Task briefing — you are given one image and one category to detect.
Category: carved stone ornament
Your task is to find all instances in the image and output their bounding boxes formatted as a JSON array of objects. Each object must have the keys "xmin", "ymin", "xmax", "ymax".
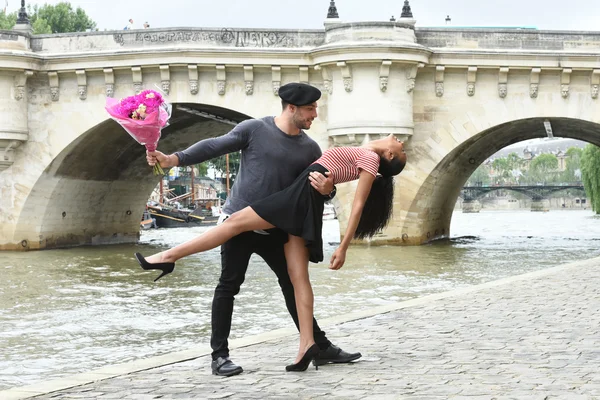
[
  {"xmin": 50, "ymin": 87, "xmax": 59, "ymax": 101},
  {"xmin": 15, "ymin": 86, "xmax": 25, "ymax": 101},
  {"xmin": 435, "ymin": 82, "xmax": 444, "ymax": 97},
  {"xmin": 189, "ymin": 80, "xmax": 199, "ymax": 95},
  {"xmin": 343, "ymin": 77, "xmax": 353, "ymax": 92},
  {"xmin": 467, "ymin": 83, "xmax": 475, "ymax": 97},
  {"xmin": 161, "ymin": 80, "xmax": 170, "ymax": 95},
  {"xmin": 498, "ymin": 83, "xmax": 507, "ymax": 98},
  {"xmin": 245, "ymin": 81, "xmax": 254, "ymax": 95},
  {"xmin": 591, "ymin": 84, "xmax": 599, "ymax": 99},
  {"xmin": 217, "ymin": 80, "xmax": 226, "ymax": 95},
  {"xmin": 406, "ymin": 78, "xmax": 415, "ymax": 93},
  {"xmin": 272, "ymin": 80, "xmax": 280, "ymax": 96},
  {"xmin": 105, "ymin": 83, "xmax": 114, "ymax": 98},
  {"xmin": 78, "ymin": 85, "xmax": 87, "ymax": 100},
  {"xmin": 323, "ymin": 79, "xmax": 333, "ymax": 94},
  {"xmin": 561, "ymin": 84, "xmax": 569, "ymax": 98},
  {"xmin": 530, "ymin": 83, "xmax": 538, "ymax": 98},
  {"xmin": 133, "ymin": 82, "xmax": 143, "ymax": 94},
  {"xmin": 379, "ymin": 76, "xmax": 389, "ymax": 92},
  {"xmin": 13, "ymin": 71, "xmax": 33, "ymax": 101}
]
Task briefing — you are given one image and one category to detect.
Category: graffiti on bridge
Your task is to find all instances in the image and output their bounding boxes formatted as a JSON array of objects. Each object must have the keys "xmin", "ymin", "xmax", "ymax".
[{"xmin": 113, "ymin": 29, "xmax": 298, "ymax": 48}]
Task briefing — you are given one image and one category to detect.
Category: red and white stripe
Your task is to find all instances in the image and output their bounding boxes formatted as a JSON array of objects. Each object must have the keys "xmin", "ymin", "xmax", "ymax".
[{"xmin": 314, "ymin": 147, "xmax": 380, "ymax": 184}]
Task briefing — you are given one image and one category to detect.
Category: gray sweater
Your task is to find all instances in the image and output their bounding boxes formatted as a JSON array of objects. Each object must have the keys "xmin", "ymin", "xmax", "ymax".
[{"xmin": 175, "ymin": 116, "xmax": 322, "ymax": 215}]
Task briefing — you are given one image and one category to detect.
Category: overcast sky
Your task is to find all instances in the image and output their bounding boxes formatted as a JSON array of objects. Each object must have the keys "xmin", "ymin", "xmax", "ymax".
[{"xmin": 7, "ymin": 0, "xmax": 600, "ymax": 32}]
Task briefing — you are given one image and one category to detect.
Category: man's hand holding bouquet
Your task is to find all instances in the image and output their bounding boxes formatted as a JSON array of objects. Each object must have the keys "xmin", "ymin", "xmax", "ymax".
[{"xmin": 105, "ymin": 90, "xmax": 171, "ymax": 175}]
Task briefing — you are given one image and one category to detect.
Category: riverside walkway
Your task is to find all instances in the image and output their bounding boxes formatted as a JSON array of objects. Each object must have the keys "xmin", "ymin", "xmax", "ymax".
[{"xmin": 3, "ymin": 256, "xmax": 599, "ymax": 399}]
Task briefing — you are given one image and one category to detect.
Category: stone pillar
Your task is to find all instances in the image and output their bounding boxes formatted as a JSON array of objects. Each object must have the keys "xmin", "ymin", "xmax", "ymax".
[
  {"xmin": 462, "ymin": 200, "xmax": 482, "ymax": 213},
  {"xmin": 312, "ymin": 21, "xmax": 430, "ymax": 244},
  {"xmin": 531, "ymin": 199, "xmax": 550, "ymax": 212},
  {"xmin": 324, "ymin": 61, "xmax": 418, "ymax": 146},
  {"xmin": 317, "ymin": 22, "xmax": 428, "ymax": 146}
]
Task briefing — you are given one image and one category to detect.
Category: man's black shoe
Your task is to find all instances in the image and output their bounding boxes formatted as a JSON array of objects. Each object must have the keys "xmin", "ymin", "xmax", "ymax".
[
  {"xmin": 211, "ymin": 356, "xmax": 243, "ymax": 377},
  {"xmin": 312, "ymin": 344, "xmax": 362, "ymax": 366}
]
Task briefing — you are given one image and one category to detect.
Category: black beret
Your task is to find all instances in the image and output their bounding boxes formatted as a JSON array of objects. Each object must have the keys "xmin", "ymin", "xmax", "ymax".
[{"xmin": 278, "ymin": 83, "xmax": 321, "ymax": 106}]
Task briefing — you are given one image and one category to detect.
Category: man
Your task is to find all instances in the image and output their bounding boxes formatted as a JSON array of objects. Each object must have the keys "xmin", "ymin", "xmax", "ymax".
[{"xmin": 147, "ymin": 83, "xmax": 361, "ymax": 376}]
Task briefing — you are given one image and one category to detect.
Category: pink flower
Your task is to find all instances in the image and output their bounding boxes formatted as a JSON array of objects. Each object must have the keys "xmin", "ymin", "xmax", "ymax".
[
  {"xmin": 105, "ymin": 90, "xmax": 171, "ymax": 151},
  {"xmin": 137, "ymin": 90, "xmax": 164, "ymax": 114},
  {"xmin": 105, "ymin": 89, "xmax": 171, "ymax": 175},
  {"xmin": 111, "ymin": 90, "xmax": 165, "ymax": 119}
]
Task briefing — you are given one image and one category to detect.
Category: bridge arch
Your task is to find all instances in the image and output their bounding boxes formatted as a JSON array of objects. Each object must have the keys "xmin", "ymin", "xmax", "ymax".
[
  {"xmin": 398, "ymin": 116, "xmax": 600, "ymax": 245},
  {"xmin": 12, "ymin": 103, "xmax": 254, "ymax": 249}
]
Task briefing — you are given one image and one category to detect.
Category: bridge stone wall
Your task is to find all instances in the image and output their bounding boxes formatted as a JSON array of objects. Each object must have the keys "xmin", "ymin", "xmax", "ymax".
[
  {"xmin": 416, "ymin": 28, "xmax": 600, "ymax": 51},
  {"xmin": 32, "ymin": 28, "xmax": 325, "ymax": 53},
  {"xmin": 2, "ymin": 21, "xmax": 600, "ymax": 250}
]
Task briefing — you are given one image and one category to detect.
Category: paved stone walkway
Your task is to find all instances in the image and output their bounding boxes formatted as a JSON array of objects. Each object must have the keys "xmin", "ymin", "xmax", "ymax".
[{"xmin": 3, "ymin": 257, "xmax": 600, "ymax": 400}]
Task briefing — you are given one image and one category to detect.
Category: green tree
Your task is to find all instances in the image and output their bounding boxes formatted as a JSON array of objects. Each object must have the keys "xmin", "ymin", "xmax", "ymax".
[
  {"xmin": 491, "ymin": 158, "xmax": 512, "ymax": 184},
  {"xmin": 530, "ymin": 153, "xmax": 559, "ymax": 174},
  {"xmin": 466, "ymin": 165, "xmax": 491, "ymax": 186},
  {"xmin": 0, "ymin": 11, "xmax": 17, "ymax": 30},
  {"xmin": 563, "ymin": 147, "xmax": 583, "ymax": 183},
  {"xmin": 505, "ymin": 152, "xmax": 525, "ymax": 183},
  {"xmin": 525, "ymin": 153, "xmax": 559, "ymax": 183},
  {"xmin": 1, "ymin": 2, "xmax": 96, "ymax": 33},
  {"xmin": 195, "ymin": 163, "xmax": 208, "ymax": 177},
  {"xmin": 580, "ymin": 144, "xmax": 600, "ymax": 213},
  {"xmin": 209, "ymin": 152, "xmax": 241, "ymax": 188},
  {"xmin": 29, "ymin": 2, "xmax": 96, "ymax": 33},
  {"xmin": 505, "ymin": 152, "xmax": 524, "ymax": 170},
  {"xmin": 31, "ymin": 16, "xmax": 51, "ymax": 34}
]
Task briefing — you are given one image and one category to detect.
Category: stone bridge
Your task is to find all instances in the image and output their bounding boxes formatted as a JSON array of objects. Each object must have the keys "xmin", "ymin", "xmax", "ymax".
[
  {"xmin": 460, "ymin": 184, "xmax": 586, "ymax": 212},
  {"xmin": 2, "ymin": 4, "xmax": 600, "ymax": 250}
]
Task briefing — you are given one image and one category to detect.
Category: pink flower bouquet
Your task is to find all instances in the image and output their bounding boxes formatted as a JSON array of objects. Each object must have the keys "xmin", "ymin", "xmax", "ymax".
[{"xmin": 105, "ymin": 90, "xmax": 171, "ymax": 175}]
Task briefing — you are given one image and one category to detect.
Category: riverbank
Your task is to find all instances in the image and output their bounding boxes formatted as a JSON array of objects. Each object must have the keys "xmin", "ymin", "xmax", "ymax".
[{"xmin": 3, "ymin": 255, "xmax": 599, "ymax": 399}]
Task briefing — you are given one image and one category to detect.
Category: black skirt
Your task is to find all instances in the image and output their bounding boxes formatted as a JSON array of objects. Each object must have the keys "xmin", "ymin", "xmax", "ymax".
[{"xmin": 251, "ymin": 164, "xmax": 327, "ymax": 263}]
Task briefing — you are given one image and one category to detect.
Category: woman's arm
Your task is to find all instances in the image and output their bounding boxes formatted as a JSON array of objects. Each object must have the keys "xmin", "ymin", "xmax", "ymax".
[{"xmin": 329, "ymin": 170, "xmax": 375, "ymax": 270}]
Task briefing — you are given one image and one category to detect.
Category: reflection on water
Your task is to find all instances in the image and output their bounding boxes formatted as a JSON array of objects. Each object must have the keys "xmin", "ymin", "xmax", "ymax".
[{"xmin": 1, "ymin": 210, "xmax": 599, "ymax": 389}]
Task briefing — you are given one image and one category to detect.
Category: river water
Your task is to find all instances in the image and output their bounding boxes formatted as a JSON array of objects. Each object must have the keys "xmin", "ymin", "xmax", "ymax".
[{"xmin": 1, "ymin": 209, "xmax": 599, "ymax": 389}]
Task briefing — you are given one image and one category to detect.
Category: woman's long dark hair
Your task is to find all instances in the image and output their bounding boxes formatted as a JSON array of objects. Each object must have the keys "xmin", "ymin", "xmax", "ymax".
[{"xmin": 354, "ymin": 156, "xmax": 405, "ymax": 240}]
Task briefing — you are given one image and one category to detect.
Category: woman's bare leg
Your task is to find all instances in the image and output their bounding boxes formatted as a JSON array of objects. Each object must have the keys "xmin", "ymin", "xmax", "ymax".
[
  {"xmin": 145, "ymin": 207, "xmax": 274, "ymax": 264},
  {"xmin": 284, "ymin": 234, "xmax": 316, "ymax": 363}
]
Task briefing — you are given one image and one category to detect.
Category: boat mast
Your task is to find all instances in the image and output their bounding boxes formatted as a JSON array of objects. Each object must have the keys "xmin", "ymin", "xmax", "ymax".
[
  {"xmin": 226, "ymin": 153, "xmax": 230, "ymax": 196},
  {"xmin": 191, "ymin": 164, "xmax": 195, "ymax": 206},
  {"xmin": 159, "ymin": 177, "xmax": 164, "ymax": 203}
]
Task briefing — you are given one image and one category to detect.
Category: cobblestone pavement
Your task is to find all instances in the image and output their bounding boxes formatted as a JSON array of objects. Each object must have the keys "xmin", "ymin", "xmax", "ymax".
[{"xmin": 7, "ymin": 257, "xmax": 600, "ymax": 399}]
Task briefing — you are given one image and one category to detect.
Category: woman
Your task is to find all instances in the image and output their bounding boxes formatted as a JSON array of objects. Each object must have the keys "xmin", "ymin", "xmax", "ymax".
[{"xmin": 135, "ymin": 134, "xmax": 407, "ymax": 371}]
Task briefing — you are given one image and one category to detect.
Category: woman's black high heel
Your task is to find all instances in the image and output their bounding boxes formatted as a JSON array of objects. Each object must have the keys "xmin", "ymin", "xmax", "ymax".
[
  {"xmin": 134, "ymin": 252, "xmax": 175, "ymax": 282},
  {"xmin": 285, "ymin": 344, "xmax": 320, "ymax": 372}
]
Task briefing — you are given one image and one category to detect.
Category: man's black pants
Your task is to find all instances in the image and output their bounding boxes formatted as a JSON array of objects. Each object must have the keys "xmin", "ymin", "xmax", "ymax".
[{"xmin": 210, "ymin": 230, "xmax": 332, "ymax": 360}]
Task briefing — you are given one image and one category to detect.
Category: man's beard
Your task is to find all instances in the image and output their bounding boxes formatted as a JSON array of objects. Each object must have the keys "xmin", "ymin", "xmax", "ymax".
[{"xmin": 293, "ymin": 114, "xmax": 312, "ymax": 130}]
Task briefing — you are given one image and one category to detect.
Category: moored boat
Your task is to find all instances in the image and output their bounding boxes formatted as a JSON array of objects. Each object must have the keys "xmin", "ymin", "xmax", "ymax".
[{"xmin": 147, "ymin": 205, "xmax": 204, "ymax": 228}]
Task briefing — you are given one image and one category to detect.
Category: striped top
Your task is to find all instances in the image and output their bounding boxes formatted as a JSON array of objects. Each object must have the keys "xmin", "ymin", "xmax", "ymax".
[{"xmin": 313, "ymin": 147, "xmax": 380, "ymax": 184}]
